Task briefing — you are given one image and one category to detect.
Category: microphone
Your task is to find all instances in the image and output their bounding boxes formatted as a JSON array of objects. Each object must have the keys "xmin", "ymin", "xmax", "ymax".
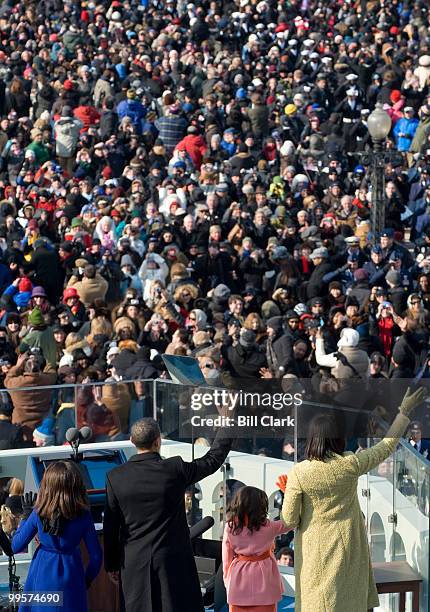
[
  {"xmin": 79, "ymin": 426, "xmax": 92, "ymax": 442},
  {"xmin": 65, "ymin": 428, "xmax": 80, "ymax": 443},
  {"xmin": 189, "ymin": 516, "xmax": 215, "ymax": 541},
  {"xmin": 0, "ymin": 527, "xmax": 13, "ymax": 558}
]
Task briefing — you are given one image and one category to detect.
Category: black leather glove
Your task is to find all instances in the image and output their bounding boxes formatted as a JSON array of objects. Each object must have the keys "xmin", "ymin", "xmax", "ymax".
[{"xmin": 21, "ymin": 492, "xmax": 37, "ymax": 520}]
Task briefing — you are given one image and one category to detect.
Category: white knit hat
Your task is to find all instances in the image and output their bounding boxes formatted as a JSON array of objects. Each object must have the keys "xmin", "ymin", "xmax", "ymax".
[{"xmin": 337, "ymin": 328, "xmax": 359, "ymax": 348}]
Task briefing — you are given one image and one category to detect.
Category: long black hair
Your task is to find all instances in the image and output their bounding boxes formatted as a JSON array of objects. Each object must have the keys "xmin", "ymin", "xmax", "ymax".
[{"xmin": 305, "ymin": 414, "xmax": 346, "ymax": 461}]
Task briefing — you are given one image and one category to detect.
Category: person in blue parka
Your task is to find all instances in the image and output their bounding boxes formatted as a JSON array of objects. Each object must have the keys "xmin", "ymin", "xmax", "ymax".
[
  {"xmin": 393, "ymin": 106, "xmax": 419, "ymax": 152},
  {"xmin": 116, "ymin": 88, "xmax": 147, "ymax": 134}
]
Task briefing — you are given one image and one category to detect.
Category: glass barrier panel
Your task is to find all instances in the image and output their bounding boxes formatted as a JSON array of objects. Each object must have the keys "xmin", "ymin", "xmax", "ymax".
[
  {"xmin": 0, "ymin": 376, "xmax": 427, "ymax": 609},
  {"xmin": 394, "ymin": 442, "xmax": 430, "ymax": 612},
  {"xmin": 0, "ymin": 379, "xmax": 155, "ymax": 452},
  {"xmin": 367, "ymin": 436, "xmax": 396, "ymax": 565}
]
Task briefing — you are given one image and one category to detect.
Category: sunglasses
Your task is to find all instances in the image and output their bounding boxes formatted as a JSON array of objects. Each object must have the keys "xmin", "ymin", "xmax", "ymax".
[{"xmin": 411, "ymin": 300, "xmax": 421, "ymax": 305}]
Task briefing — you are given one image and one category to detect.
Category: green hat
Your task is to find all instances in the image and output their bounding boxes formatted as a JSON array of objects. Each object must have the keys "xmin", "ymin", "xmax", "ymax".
[
  {"xmin": 71, "ymin": 217, "xmax": 83, "ymax": 228},
  {"xmin": 28, "ymin": 308, "xmax": 44, "ymax": 327},
  {"xmin": 131, "ymin": 209, "xmax": 142, "ymax": 219}
]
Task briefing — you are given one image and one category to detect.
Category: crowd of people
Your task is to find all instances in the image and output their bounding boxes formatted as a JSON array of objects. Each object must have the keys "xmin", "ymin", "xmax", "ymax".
[{"xmin": 0, "ymin": 0, "xmax": 429, "ymax": 454}]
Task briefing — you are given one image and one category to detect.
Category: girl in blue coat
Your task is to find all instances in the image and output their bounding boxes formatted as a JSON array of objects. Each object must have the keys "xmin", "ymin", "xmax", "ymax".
[{"xmin": 12, "ymin": 460, "xmax": 102, "ymax": 612}]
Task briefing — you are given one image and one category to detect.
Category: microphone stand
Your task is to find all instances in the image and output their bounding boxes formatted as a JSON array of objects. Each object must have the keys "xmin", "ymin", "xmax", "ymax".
[
  {"xmin": 0, "ymin": 528, "xmax": 20, "ymax": 611},
  {"xmin": 69, "ymin": 439, "xmax": 79, "ymax": 462},
  {"xmin": 7, "ymin": 553, "xmax": 20, "ymax": 612},
  {"xmin": 68, "ymin": 428, "xmax": 92, "ymax": 463}
]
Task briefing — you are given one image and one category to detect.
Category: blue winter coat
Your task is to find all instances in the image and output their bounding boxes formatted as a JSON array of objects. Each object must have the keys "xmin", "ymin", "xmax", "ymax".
[
  {"xmin": 3, "ymin": 284, "xmax": 31, "ymax": 309},
  {"xmin": 393, "ymin": 117, "xmax": 419, "ymax": 152},
  {"xmin": 12, "ymin": 510, "xmax": 102, "ymax": 612},
  {"xmin": 116, "ymin": 99, "xmax": 147, "ymax": 133}
]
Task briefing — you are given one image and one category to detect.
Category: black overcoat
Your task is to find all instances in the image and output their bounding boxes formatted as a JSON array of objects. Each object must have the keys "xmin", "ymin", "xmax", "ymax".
[{"xmin": 103, "ymin": 430, "xmax": 232, "ymax": 612}]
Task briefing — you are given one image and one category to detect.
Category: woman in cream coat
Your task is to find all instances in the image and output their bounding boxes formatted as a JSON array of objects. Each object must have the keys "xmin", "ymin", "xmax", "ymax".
[{"xmin": 281, "ymin": 387, "xmax": 426, "ymax": 612}]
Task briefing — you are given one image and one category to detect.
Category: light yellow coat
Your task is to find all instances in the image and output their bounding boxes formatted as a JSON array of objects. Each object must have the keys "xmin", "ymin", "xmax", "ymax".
[{"xmin": 282, "ymin": 413, "xmax": 410, "ymax": 612}]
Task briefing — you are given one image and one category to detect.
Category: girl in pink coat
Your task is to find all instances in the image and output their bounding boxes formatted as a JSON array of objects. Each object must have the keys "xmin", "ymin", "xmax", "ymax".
[{"xmin": 222, "ymin": 485, "xmax": 291, "ymax": 612}]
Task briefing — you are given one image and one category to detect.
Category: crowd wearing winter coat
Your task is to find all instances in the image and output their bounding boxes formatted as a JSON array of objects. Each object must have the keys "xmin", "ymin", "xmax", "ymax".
[{"xmin": 0, "ymin": 0, "xmax": 428, "ymax": 456}]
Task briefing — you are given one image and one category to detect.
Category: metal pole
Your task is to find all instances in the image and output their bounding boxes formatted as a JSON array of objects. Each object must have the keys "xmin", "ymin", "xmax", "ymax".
[{"xmin": 371, "ymin": 138, "xmax": 385, "ymax": 238}]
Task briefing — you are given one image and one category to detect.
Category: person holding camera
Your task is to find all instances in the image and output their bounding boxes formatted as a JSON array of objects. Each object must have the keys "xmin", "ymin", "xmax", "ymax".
[
  {"xmin": 4, "ymin": 350, "xmax": 56, "ymax": 441},
  {"xmin": 369, "ymin": 300, "xmax": 402, "ymax": 360},
  {"xmin": 138, "ymin": 314, "xmax": 170, "ymax": 353},
  {"xmin": 67, "ymin": 263, "xmax": 108, "ymax": 308}
]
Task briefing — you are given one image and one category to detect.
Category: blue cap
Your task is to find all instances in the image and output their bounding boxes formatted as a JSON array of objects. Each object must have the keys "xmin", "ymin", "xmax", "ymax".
[
  {"xmin": 389, "ymin": 250, "xmax": 402, "ymax": 261},
  {"xmin": 354, "ymin": 165, "xmax": 365, "ymax": 173},
  {"xmin": 173, "ymin": 161, "xmax": 186, "ymax": 169},
  {"xmin": 236, "ymin": 88, "xmax": 247, "ymax": 100},
  {"xmin": 371, "ymin": 244, "xmax": 383, "ymax": 254},
  {"xmin": 33, "ymin": 417, "xmax": 55, "ymax": 442},
  {"xmin": 380, "ymin": 228, "xmax": 394, "ymax": 238}
]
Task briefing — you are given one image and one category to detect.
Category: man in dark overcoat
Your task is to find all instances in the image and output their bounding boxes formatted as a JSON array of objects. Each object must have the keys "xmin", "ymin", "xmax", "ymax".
[{"xmin": 104, "ymin": 417, "xmax": 233, "ymax": 612}]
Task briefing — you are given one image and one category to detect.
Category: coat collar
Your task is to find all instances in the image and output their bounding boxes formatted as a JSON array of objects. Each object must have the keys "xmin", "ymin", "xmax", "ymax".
[{"xmin": 129, "ymin": 452, "xmax": 162, "ymax": 462}]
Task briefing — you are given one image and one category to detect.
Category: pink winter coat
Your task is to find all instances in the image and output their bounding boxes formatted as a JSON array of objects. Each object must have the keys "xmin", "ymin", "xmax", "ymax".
[
  {"xmin": 222, "ymin": 519, "xmax": 290, "ymax": 606},
  {"xmin": 386, "ymin": 100, "xmax": 405, "ymax": 125}
]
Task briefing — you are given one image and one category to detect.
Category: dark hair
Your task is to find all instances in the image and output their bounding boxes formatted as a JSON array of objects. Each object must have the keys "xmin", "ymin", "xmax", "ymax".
[
  {"xmin": 176, "ymin": 328, "xmax": 190, "ymax": 344},
  {"xmin": 131, "ymin": 417, "xmax": 161, "ymax": 449},
  {"xmin": 305, "ymin": 414, "xmax": 345, "ymax": 461},
  {"xmin": 35, "ymin": 460, "xmax": 89, "ymax": 521},
  {"xmin": 227, "ymin": 486, "xmax": 268, "ymax": 535},
  {"xmin": 84, "ymin": 264, "xmax": 96, "ymax": 279},
  {"xmin": 276, "ymin": 546, "xmax": 294, "ymax": 561}
]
